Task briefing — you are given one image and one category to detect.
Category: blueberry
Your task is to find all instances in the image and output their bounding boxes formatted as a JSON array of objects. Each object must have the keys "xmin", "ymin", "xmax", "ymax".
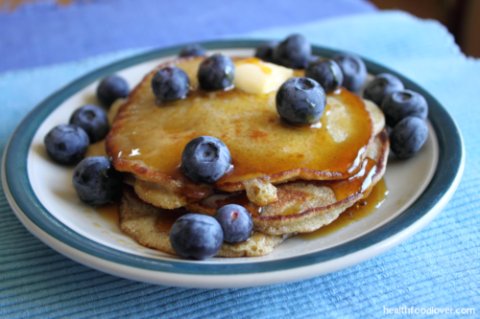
[
  {"xmin": 308, "ymin": 55, "xmax": 320, "ymax": 64},
  {"xmin": 170, "ymin": 213, "xmax": 223, "ymax": 260},
  {"xmin": 364, "ymin": 73, "xmax": 404, "ymax": 106},
  {"xmin": 178, "ymin": 44, "xmax": 206, "ymax": 58},
  {"xmin": 181, "ymin": 136, "xmax": 232, "ymax": 184},
  {"xmin": 69, "ymin": 105, "xmax": 109, "ymax": 143},
  {"xmin": 333, "ymin": 53, "xmax": 367, "ymax": 92},
  {"xmin": 96, "ymin": 75, "xmax": 130, "ymax": 108},
  {"xmin": 305, "ymin": 59, "xmax": 344, "ymax": 93},
  {"xmin": 276, "ymin": 77, "xmax": 326, "ymax": 125},
  {"xmin": 151, "ymin": 66, "xmax": 190, "ymax": 103},
  {"xmin": 390, "ymin": 117, "xmax": 428, "ymax": 159},
  {"xmin": 381, "ymin": 89, "xmax": 428, "ymax": 126},
  {"xmin": 72, "ymin": 156, "xmax": 122, "ymax": 206},
  {"xmin": 254, "ymin": 41, "xmax": 276, "ymax": 63},
  {"xmin": 198, "ymin": 54, "xmax": 235, "ymax": 91},
  {"xmin": 215, "ymin": 204, "xmax": 253, "ymax": 244},
  {"xmin": 44, "ymin": 124, "xmax": 89, "ymax": 165},
  {"xmin": 273, "ymin": 34, "xmax": 311, "ymax": 69}
]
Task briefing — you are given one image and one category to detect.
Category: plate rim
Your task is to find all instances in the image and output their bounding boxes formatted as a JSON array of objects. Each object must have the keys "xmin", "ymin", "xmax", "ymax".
[{"xmin": 1, "ymin": 39, "xmax": 465, "ymax": 285}]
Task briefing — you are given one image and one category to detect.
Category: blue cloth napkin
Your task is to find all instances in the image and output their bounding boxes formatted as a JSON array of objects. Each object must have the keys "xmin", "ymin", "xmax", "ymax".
[
  {"xmin": 1, "ymin": 11, "xmax": 479, "ymax": 318},
  {"xmin": 0, "ymin": 0, "xmax": 374, "ymax": 72}
]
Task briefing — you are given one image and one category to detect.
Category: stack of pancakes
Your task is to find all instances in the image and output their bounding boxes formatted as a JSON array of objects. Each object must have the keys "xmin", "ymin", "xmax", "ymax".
[{"xmin": 106, "ymin": 57, "xmax": 389, "ymax": 257}]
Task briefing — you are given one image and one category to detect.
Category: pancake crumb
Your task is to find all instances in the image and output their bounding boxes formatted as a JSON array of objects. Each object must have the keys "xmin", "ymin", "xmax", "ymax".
[{"xmin": 243, "ymin": 178, "xmax": 278, "ymax": 206}]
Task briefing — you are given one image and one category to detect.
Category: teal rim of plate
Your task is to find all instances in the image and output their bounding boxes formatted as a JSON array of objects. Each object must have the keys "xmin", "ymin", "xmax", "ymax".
[{"xmin": 4, "ymin": 39, "xmax": 464, "ymax": 275}]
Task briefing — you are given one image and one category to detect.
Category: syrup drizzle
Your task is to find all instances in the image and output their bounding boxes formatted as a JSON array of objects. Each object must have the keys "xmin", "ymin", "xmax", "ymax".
[
  {"xmin": 299, "ymin": 178, "xmax": 388, "ymax": 239},
  {"xmin": 95, "ymin": 178, "xmax": 387, "ymax": 238},
  {"xmin": 109, "ymin": 58, "xmax": 373, "ymax": 187}
]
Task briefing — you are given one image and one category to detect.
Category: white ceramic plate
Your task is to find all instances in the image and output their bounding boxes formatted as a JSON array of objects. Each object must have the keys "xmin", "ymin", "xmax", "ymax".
[{"xmin": 2, "ymin": 40, "xmax": 464, "ymax": 288}]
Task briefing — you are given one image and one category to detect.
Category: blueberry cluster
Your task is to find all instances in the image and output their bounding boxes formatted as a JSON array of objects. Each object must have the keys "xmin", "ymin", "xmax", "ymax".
[
  {"xmin": 253, "ymin": 35, "xmax": 370, "ymax": 126},
  {"xmin": 363, "ymin": 73, "xmax": 429, "ymax": 159},
  {"xmin": 44, "ymin": 74, "xmax": 129, "ymax": 205},
  {"xmin": 255, "ymin": 34, "xmax": 311, "ymax": 69},
  {"xmin": 44, "ymin": 106, "xmax": 109, "ymax": 166},
  {"xmin": 171, "ymin": 135, "xmax": 254, "ymax": 259},
  {"xmin": 254, "ymin": 35, "xmax": 367, "ymax": 94},
  {"xmin": 151, "ymin": 44, "xmax": 235, "ymax": 104},
  {"xmin": 170, "ymin": 204, "xmax": 253, "ymax": 260},
  {"xmin": 254, "ymin": 34, "xmax": 429, "ymax": 159},
  {"xmin": 255, "ymin": 34, "xmax": 367, "ymax": 92}
]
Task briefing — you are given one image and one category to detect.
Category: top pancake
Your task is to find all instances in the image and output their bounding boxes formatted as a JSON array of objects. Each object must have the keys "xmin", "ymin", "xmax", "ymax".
[{"xmin": 107, "ymin": 57, "xmax": 373, "ymax": 194}]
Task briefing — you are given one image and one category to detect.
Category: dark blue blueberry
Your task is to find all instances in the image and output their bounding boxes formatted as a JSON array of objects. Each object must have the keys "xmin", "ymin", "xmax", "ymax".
[
  {"xmin": 96, "ymin": 75, "xmax": 130, "ymax": 108},
  {"xmin": 198, "ymin": 54, "xmax": 235, "ymax": 91},
  {"xmin": 333, "ymin": 53, "xmax": 367, "ymax": 92},
  {"xmin": 305, "ymin": 59, "xmax": 344, "ymax": 93},
  {"xmin": 390, "ymin": 117, "xmax": 428, "ymax": 159},
  {"xmin": 381, "ymin": 89, "xmax": 428, "ymax": 126},
  {"xmin": 364, "ymin": 73, "xmax": 404, "ymax": 106},
  {"xmin": 308, "ymin": 55, "xmax": 320, "ymax": 64},
  {"xmin": 254, "ymin": 41, "xmax": 276, "ymax": 63},
  {"xmin": 181, "ymin": 136, "xmax": 232, "ymax": 184},
  {"xmin": 151, "ymin": 66, "xmax": 190, "ymax": 103},
  {"xmin": 44, "ymin": 124, "xmax": 89, "ymax": 165},
  {"xmin": 72, "ymin": 156, "xmax": 123, "ymax": 206},
  {"xmin": 178, "ymin": 44, "xmax": 207, "ymax": 58},
  {"xmin": 273, "ymin": 34, "xmax": 311, "ymax": 69},
  {"xmin": 170, "ymin": 213, "xmax": 223, "ymax": 260},
  {"xmin": 276, "ymin": 77, "xmax": 326, "ymax": 125},
  {"xmin": 69, "ymin": 105, "xmax": 109, "ymax": 143},
  {"xmin": 386, "ymin": 125, "xmax": 393, "ymax": 137},
  {"xmin": 215, "ymin": 204, "xmax": 253, "ymax": 244}
]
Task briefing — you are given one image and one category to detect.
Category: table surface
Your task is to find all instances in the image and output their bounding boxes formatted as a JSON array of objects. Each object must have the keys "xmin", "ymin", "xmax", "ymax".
[{"xmin": 1, "ymin": 1, "xmax": 479, "ymax": 318}]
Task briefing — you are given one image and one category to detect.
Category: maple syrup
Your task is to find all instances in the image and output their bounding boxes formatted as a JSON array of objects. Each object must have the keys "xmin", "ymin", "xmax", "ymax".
[
  {"xmin": 155, "ymin": 210, "xmax": 186, "ymax": 232},
  {"xmin": 96, "ymin": 203, "xmax": 120, "ymax": 225},
  {"xmin": 299, "ymin": 178, "xmax": 388, "ymax": 239},
  {"xmin": 107, "ymin": 58, "xmax": 374, "ymax": 189},
  {"xmin": 86, "ymin": 140, "xmax": 107, "ymax": 157},
  {"xmin": 97, "ymin": 179, "xmax": 387, "ymax": 238}
]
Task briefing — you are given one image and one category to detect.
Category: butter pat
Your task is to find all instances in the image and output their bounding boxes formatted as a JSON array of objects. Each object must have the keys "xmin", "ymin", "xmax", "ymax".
[
  {"xmin": 234, "ymin": 58, "xmax": 293, "ymax": 94},
  {"xmin": 325, "ymin": 97, "xmax": 352, "ymax": 143}
]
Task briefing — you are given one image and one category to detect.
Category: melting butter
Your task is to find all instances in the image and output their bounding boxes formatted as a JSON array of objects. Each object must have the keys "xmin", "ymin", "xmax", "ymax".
[{"xmin": 234, "ymin": 58, "xmax": 293, "ymax": 94}]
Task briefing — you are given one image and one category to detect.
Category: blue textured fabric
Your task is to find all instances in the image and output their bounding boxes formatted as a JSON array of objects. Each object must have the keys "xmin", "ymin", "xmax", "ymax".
[
  {"xmin": 0, "ymin": 0, "xmax": 374, "ymax": 72},
  {"xmin": 1, "ymin": 10, "xmax": 479, "ymax": 318}
]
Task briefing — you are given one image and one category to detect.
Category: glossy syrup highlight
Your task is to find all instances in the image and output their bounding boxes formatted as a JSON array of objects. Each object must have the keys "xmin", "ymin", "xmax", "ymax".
[
  {"xmin": 299, "ymin": 178, "xmax": 388, "ymax": 239},
  {"xmin": 108, "ymin": 57, "xmax": 374, "ymax": 187}
]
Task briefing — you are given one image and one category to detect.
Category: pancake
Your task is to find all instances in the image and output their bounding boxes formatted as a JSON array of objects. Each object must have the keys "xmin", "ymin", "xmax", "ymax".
[
  {"xmin": 118, "ymin": 130, "xmax": 387, "ymax": 257},
  {"xmin": 121, "ymin": 96, "xmax": 385, "ymax": 209},
  {"xmin": 119, "ymin": 187, "xmax": 285, "ymax": 257},
  {"xmin": 188, "ymin": 129, "xmax": 389, "ymax": 235},
  {"xmin": 109, "ymin": 54, "xmax": 390, "ymax": 257},
  {"xmin": 106, "ymin": 57, "xmax": 374, "ymax": 208}
]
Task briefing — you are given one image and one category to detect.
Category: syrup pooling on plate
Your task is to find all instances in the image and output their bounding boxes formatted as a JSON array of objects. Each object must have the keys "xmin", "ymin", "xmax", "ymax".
[
  {"xmin": 185, "ymin": 129, "xmax": 388, "ymax": 222},
  {"xmin": 299, "ymin": 178, "xmax": 388, "ymax": 239},
  {"xmin": 108, "ymin": 57, "xmax": 373, "ymax": 189},
  {"xmin": 96, "ymin": 203, "xmax": 120, "ymax": 225},
  {"xmin": 95, "ymin": 179, "xmax": 388, "ymax": 239}
]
